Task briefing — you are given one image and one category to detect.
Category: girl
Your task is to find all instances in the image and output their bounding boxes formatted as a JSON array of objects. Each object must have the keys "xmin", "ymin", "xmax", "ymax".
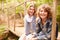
[
  {"xmin": 24, "ymin": 3, "xmax": 36, "ymax": 36},
  {"xmin": 19, "ymin": 2, "xmax": 37, "ymax": 40}
]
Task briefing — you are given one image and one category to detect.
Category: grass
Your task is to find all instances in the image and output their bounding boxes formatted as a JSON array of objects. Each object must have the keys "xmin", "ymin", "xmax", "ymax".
[{"xmin": 0, "ymin": 25, "xmax": 6, "ymax": 35}]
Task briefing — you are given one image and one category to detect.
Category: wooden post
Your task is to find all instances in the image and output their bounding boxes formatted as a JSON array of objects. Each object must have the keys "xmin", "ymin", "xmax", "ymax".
[
  {"xmin": 6, "ymin": 0, "xmax": 10, "ymax": 28},
  {"xmin": 24, "ymin": 0, "xmax": 27, "ymax": 15},
  {"xmin": 14, "ymin": 0, "xmax": 16, "ymax": 31},
  {"xmin": 51, "ymin": 0, "xmax": 56, "ymax": 40},
  {"xmin": 14, "ymin": 9, "xmax": 16, "ymax": 31}
]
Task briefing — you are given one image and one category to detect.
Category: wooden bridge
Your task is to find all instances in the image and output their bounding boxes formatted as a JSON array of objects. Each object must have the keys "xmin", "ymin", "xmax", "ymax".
[{"xmin": 9, "ymin": 26, "xmax": 60, "ymax": 40}]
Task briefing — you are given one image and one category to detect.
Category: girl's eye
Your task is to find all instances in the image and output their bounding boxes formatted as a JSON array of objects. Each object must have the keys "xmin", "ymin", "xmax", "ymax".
[
  {"xmin": 40, "ymin": 10, "xmax": 43, "ymax": 12},
  {"xmin": 40, "ymin": 10, "xmax": 47, "ymax": 12},
  {"xmin": 30, "ymin": 8, "xmax": 34, "ymax": 10},
  {"xmin": 39, "ymin": 9, "xmax": 43, "ymax": 12}
]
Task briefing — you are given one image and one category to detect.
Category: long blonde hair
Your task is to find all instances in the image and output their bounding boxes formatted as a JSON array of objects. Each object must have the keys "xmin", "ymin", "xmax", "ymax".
[{"xmin": 27, "ymin": 1, "xmax": 37, "ymax": 16}]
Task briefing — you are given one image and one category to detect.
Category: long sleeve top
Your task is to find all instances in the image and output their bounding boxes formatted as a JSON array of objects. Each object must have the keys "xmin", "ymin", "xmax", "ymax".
[
  {"xmin": 36, "ymin": 18, "xmax": 58, "ymax": 40},
  {"xmin": 24, "ymin": 14, "xmax": 36, "ymax": 36}
]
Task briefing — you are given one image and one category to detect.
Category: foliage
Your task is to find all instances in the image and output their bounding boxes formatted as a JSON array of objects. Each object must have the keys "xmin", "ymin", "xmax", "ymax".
[
  {"xmin": 16, "ymin": 0, "xmax": 53, "ymax": 14},
  {"xmin": 56, "ymin": 5, "xmax": 60, "ymax": 32},
  {"xmin": 16, "ymin": 5, "xmax": 24, "ymax": 14},
  {"xmin": 57, "ymin": 5, "xmax": 60, "ymax": 15},
  {"xmin": 57, "ymin": 15, "xmax": 60, "ymax": 22},
  {"xmin": 0, "ymin": 25, "xmax": 6, "ymax": 35},
  {"xmin": 17, "ymin": 0, "xmax": 25, "ymax": 3}
]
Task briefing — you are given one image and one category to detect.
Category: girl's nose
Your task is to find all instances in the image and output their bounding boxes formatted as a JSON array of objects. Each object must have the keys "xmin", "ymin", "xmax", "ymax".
[{"xmin": 42, "ymin": 11, "xmax": 44, "ymax": 14}]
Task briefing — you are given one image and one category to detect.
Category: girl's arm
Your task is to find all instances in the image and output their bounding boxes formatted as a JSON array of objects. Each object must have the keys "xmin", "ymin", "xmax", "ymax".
[{"xmin": 24, "ymin": 16, "xmax": 30, "ymax": 36}]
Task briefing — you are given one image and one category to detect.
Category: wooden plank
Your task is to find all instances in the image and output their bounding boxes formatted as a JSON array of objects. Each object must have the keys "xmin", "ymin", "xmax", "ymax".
[
  {"xmin": 14, "ymin": 0, "xmax": 16, "ymax": 31},
  {"xmin": 9, "ymin": 27, "xmax": 24, "ymax": 37}
]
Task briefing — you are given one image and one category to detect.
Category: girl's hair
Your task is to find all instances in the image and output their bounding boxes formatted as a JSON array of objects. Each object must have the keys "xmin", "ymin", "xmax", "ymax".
[
  {"xmin": 37, "ymin": 4, "xmax": 52, "ymax": 19},
  {"xmin": 27, "ymin": 1, "xmax": 37, "ymax": 16}
]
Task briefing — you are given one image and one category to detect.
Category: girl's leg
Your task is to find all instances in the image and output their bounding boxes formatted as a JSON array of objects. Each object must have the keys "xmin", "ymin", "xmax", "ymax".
[{"xmin": 25, "ymin": 23, "xmax": 31, "ymax": 35}]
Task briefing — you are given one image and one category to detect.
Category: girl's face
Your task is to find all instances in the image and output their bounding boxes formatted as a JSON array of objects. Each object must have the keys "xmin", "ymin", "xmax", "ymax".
[
  {"xmin": 39, "ymin": 8, "xmax": 48, "ymax": 19},
  {"xmin": 28, "ymin": 6, "xmax": 35, "ymax": 16}
]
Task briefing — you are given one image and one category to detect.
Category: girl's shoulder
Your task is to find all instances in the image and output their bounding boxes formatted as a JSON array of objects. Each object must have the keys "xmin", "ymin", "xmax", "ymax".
[
  {"xmin": 24, "ymin": 14, "xmax": 30, "ymax": 20},
  {"xmin": 36, "ymin": 17, "xmax": 41, "ymax": 24},
  {"xmin": 24, "ymin": 14, "xmax": 28, "ymax": 18}
]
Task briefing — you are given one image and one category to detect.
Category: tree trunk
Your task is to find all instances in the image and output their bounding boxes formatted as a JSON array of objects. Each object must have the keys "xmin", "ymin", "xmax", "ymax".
[{"xmin": 51, "ymin": 0, "xmax": 56, "ymax": 40}]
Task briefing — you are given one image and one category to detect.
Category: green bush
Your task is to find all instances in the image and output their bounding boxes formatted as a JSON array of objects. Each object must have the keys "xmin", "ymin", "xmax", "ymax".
[
  {"xmin": 57, "ymin": 15, "xmax": 60, "ymax": 32},
  {"xmin": 57, "ymin": 15, "xmax": 60, "ymax": 22}
]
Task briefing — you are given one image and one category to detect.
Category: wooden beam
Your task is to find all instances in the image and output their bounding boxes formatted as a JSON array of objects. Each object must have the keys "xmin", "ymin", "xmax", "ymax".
[
  {"xmin": 14, "ymin": 0, "xmax": 16, "ymax": 31},
  {"xmin": 51, "ymin": 0, "xmax": 56, "ymax": 40},
  {"xmin": 24, "ymin": 0, "xmax": 27, "ymax": 15},
  {"xmin": 6, "ymin": 0, "xmax": 10, "ymax": 28}
]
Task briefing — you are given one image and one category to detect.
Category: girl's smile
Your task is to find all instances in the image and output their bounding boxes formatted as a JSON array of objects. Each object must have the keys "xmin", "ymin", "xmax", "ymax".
[
  {"xmin": 28, "ymin": 6, "xmax": 35, "ymax": 16},
  {"xmin": 39, "ymin": 8, "xmax": 48, "ymax": 19}
]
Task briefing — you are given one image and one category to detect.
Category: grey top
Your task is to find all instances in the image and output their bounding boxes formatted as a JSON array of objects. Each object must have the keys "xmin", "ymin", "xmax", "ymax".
[{"xmin": 24, "ymin": 14, "xmax": 36, "ymax": 36}]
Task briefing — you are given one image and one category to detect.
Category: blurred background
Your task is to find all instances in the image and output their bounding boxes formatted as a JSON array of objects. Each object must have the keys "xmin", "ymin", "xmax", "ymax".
[{"xmin": 0, "ymin": 0, "xmax": 60, "ymax": 40}]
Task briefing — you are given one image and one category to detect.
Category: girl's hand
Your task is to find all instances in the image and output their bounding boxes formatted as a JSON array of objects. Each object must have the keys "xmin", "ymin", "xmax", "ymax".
[{"xmin": 31, "ymin": 37, "xmax": 38, "ymax": 40}]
